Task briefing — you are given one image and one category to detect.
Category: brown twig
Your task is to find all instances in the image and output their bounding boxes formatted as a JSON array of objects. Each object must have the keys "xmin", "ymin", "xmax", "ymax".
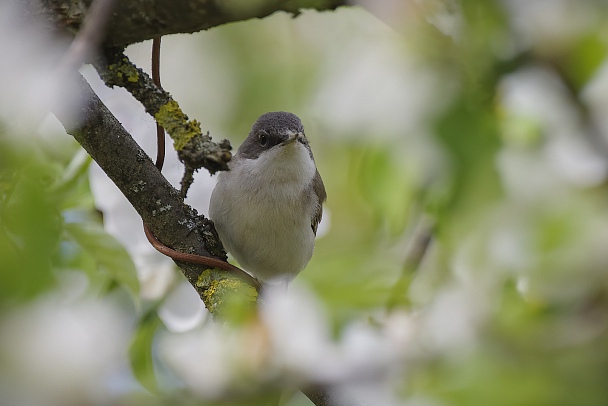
[
  {"xmin": 151, "ymin": 37, "xmax": 165, "ymax": 171},
  {"xmin": 145, "ymin": 37, "xmax": 261, "ymax": 293},
  {"xmin": 387, "ymin": 220, "xmax": 434, "ymax": 310},
  {"xmin": 144, "ymin": 223, "xmax": 262, "ymax": 292}
]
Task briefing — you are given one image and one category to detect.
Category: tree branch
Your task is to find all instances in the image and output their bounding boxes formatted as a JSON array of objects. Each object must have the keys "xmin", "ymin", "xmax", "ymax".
[
  {"xmin": 56, "ymin": 0, "xmax": 117, "ymax": 73},
  {"xmin": 302, "ymin": 385, "xmax": 346, "ymax": 406},
  {"xmin": 93, "ymin": 47, "xmax": 232, "ymax": 184},
  {"xmin": 32, "ymin": 0, "xmax": 347, "ymax": 48},
  {"xmin": 52, "ymin": 72, "xmax": 258, "ymax": 314},
  {"xmin": 42, "ymin": 0, "xmax": 352, "ymax": 403},
  {"xmin": 387, "ymin": 220, "xmax": 433, "ymax": 310}
]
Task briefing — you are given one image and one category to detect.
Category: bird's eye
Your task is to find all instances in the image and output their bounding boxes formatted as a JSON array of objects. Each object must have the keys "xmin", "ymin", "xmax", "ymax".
[{"xmin": 259, "ymin": 132, "xmax": 269, "ymax": 147}]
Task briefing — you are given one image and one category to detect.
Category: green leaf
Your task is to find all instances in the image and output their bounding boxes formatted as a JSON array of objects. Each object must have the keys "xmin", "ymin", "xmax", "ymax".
[
  {"xmin": 0, "ymin": 163, "xmax": 62, "ymax": 300},
  {"xmin": 51, "ymin": 149, "xmax": 94, "ymax": 209},
  {"xmin": 129, "ymin": 310, "xmax": 161, "ymax": 393},
  {"xmin": 64, "ymin": 222, "xmax": 140, "ymax": 303},
  {"xmin": 565, "ymin": 33, "xmax": 608, "ymax": 90}
]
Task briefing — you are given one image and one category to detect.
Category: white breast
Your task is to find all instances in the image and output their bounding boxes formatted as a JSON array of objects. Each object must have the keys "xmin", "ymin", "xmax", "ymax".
[{"xmin": 209, "ymin": 142, "xmax": 318, "ymax": 283}]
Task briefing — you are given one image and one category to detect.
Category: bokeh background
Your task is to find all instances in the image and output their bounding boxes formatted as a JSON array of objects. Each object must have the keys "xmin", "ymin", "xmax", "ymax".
[{"xmin": 2, "ymin": 0, "xmax": 608, "ymax": 405}]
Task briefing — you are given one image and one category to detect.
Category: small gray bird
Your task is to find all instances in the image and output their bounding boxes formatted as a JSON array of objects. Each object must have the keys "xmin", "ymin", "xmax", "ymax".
[{"xmin": 209, "ymin": 112, "xmax": 326, "ymax": 284}]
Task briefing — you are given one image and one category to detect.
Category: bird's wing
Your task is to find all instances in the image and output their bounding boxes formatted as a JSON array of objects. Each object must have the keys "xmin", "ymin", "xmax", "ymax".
[{"xmin": 310, "ymin": 169, "xmax": 327, "ymax": 235}]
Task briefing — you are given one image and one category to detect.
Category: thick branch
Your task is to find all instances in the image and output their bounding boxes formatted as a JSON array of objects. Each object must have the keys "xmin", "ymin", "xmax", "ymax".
[
  {"xmin": 302, "ymin": 385, "xmax": 346, "ymax": 406},
  {"xmin": 32, "ymin": 0, "xmax": 347, "ymax": 48},
  {"xmin": 52, "ymin": 73, "xmax": 257, "ymax": 313}
]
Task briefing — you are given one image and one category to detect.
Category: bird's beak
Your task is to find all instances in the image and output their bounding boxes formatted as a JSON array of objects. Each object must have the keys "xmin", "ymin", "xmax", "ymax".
[{"xmin": 280, "ymin": 132, "xmax": 301, "ymax": 146}]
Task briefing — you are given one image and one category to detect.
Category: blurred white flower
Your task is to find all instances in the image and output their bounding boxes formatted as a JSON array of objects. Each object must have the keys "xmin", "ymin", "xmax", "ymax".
[
  {"xmin": 133, "ymin": 251, "xmax": 177, "ymax": 300},
  {"xmin": 0, "ymin": 294, "xmax": 130, "ymax": 406},
  {"xmin": 355, "ymin": 0, "xmax": 462, "ymax": 40},
  {"xmin": 159, "ymin": 285, "xmax": 418, "ymax": 399},
  {"xmin": 500, "ymin": 66, "xmax": 579, "ymax": 137},
  {"xmin": 545, "ymin": 135, "xmax": 607, "ymax": 187},
  {"xmin": 158, "ymin": 280, "xmax": 207, "ymax": 333},
  {"xmin": 583, "ymin": 59, "xmax": 608, "ymax": 151},
  {"xmin": 420, "ymin": 286, "xmax": 486, "ymax": 354},
  {"xmin": 496, "ymin": 148, "xmax": 566, "ymax": 203},
  {"xmin": 488, "ymin": 222, "xmax": 531, "ymax": 271},
  {"xmin": 498, "ymin": 66, "xmax": 608, "ymax": 196},
  {"xmin": 159, "ymin": 311, "xmax": 285, "ymax": 397},
  {"xmin": 501, "ymin": 0, "xmax": 598, "ymax": 51},
  {"xmin": 260, "ymin": 285, "xmax": 337, "ymax": 380},
  {"xmin": 422, "ymin": 0, "xmax": 463, "ymax": 40},
  {"xmin": 311, "ymin": 9, "xmax": 447, "ymax": 142},
  {"xmin": 335, "ymin": 379, "xmax": 410, "ymax": 406},
  {"xmin": 0, "ymin": 1, "xmax": 73, "ymax": 137},
  {"xmin": 159, "ymin": 323, "xmax": 250, "ymax": 398}
]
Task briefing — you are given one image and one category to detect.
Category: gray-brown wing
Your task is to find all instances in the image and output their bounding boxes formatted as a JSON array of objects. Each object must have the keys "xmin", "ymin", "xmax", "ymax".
[{"xmin": 310, "ymin": 170, "xmax": 327, "ymax": 235}]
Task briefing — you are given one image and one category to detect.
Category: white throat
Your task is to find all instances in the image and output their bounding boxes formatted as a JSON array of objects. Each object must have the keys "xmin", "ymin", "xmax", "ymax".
[{"xmin": 233, "ymin": 141, "xmax": 316, "ymax": 194}]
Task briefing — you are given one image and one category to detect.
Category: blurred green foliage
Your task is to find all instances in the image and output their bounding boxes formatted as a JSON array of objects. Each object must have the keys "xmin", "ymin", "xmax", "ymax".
[
  {"xmin": 3, "ymin": 1, "xmax": 608, "ymax": 405},
  {"xmin": 130, "ymin": 309, "xmax": 162, "ymax": 393},
  {"xmin": 0, "ymin": 127, "xmax": 139, "ymax": 304}
]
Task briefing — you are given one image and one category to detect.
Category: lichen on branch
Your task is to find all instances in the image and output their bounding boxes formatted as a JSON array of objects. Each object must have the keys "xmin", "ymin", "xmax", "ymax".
[
  {"xmin": 93, "ymin": 47, "xmax": 232, "ymax": 193},
  {"xmin": 156, "ymin": 100, "xmax": 201, "ymax": 150},
  {"xmin": 197, "ymin": 268, "xmax": 259, "ymax": 320}
]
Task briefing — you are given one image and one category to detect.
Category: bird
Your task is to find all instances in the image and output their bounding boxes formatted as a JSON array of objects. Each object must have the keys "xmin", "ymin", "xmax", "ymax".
[{"xmin": 209, "ymin": 111, "xmax": 326, "ymax": 285}]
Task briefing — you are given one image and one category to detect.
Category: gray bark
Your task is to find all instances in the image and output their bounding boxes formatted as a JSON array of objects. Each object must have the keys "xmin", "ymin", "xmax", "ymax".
[{"xmin": 31, "ymin": 0, "xmax": 347, "ymax": 47}]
